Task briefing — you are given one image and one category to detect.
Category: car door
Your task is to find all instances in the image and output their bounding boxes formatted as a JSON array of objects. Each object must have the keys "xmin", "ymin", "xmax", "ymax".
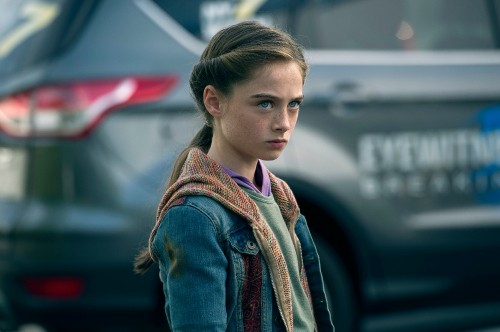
[{"xmin": 285, "ymin": 0, "xmax": 500, "ymax": 309}]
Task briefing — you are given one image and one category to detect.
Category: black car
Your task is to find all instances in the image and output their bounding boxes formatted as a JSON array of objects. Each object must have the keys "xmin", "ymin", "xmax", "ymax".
[{"xmin": 1, "ymin": 0, "xmax": 500, "ymax": 331}]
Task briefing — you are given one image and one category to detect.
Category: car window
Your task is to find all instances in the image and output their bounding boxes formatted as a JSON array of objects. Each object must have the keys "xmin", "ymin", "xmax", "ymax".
[
  {"xmin": 0, "ymin": 0, "xmax": 98, "ymax": 78},
  {"xmin": 151, "ymin": 0, "xmax": 290, "ymax": 41},
  {"xmin": 158, "ymin": 0, "xmax": 500, "ymax": 50},
  {"xmin": 296, "ymin": 0, "xmax": 498, "ymax": 50}
]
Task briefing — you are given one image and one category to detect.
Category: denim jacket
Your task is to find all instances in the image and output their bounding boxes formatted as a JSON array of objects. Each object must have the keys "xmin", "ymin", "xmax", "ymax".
[
  {"xmin": 151, "ymin": 195, "xmax": 334, "ymax": 331},
  {"xmin": 148, "ymin": 148, "xmax": 334, "ymax": 331}
]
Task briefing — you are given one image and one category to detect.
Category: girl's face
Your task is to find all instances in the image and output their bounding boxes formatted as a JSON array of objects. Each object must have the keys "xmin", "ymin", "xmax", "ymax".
[{"xmin": 206, "ymin": 61, "xmax": 304, "ymax": 172}]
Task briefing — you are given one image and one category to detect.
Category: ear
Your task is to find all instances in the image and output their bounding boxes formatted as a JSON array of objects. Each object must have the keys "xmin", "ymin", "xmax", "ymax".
[{"xmin": 203, "ymin": 85, "xmax": 224, "ymax": 118}]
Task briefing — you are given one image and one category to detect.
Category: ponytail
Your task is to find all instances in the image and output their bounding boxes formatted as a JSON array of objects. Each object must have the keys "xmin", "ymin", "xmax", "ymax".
[
  {"xmin": 134, "ymin": 124, "xmax": 213, "ymax": 274},
  {"xmin": 166, "ymin": 124, "xmax": 212, "ymax": 188}
]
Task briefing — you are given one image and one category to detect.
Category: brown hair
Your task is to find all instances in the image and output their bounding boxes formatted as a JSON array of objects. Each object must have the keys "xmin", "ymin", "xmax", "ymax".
[{"xmin": 134, "ymin": 20, "xmax": 308, "ymax": 274}]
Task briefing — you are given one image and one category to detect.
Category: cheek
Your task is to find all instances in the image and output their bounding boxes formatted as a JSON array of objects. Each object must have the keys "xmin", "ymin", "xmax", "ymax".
[
  {"xmin": 234, "ymin": 112, "xmax": 264, "ymax": 132},
  {"xmin": 290, "ymin": 112, "xmax": 299, "ymax": 129},
  {"xmin": 251, "ymin": 117, "xmax": 271, "ymax": 135},
  {"xmin": 223, "ymin": 113, "xmax": 255, "ymax": 138}
]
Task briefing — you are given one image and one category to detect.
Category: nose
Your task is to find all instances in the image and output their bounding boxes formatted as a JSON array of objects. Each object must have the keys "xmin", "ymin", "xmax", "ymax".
[{"xmin": 272, "ymin": 107, "xmax": 291, "ymax": 132}]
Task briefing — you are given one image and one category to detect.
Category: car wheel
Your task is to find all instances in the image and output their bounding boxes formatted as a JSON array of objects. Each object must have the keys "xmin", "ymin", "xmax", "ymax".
[{"xmin": 313, "ymin": 233, "xmax": 359, "ymax": 332}]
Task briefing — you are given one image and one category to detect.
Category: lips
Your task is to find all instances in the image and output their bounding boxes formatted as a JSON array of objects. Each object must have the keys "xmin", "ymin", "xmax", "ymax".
[
  {"xmin": 267, "ymin": 139, "xmax": 287, "ymax": 143},
  {"xmin": 267, "ymin": 139, "xmax": 288, "ymax": 149}
]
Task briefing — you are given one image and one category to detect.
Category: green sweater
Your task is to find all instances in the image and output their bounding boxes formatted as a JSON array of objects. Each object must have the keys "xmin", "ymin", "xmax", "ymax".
[{"xmin": 243, "ymin": 188, "xmax": 315, "ymax": 331}]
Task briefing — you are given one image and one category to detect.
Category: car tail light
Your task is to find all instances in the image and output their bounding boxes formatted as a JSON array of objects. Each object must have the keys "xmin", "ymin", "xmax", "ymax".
[
  {"xmin": 22, "ymin": 277, "xmax": 84, "ymax": 299},
  {"xmin": 0, "ymin": 75, "xmax": 178, "ymax": 138}
]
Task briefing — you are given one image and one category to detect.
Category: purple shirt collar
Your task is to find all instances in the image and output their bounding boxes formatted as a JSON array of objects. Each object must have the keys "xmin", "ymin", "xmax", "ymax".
[{"xmin": 221, "ymin": 160, "xmax": 271, "ymax": 197}]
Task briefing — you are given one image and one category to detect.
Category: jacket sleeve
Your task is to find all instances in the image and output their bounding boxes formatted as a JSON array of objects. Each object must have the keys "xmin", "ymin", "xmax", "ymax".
[
  {"xmin": 152, "ymin": 204, "xmax": 228, "ymax": 332},
  {"xmin": 295, "ymin": 215, "xmax": 335, "ymax": 331}
]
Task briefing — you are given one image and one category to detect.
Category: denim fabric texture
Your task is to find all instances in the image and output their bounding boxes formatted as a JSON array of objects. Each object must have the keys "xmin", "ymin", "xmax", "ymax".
[{"xmin": 151, "ymin": 195, "xmax": 334, "ymax": 331}]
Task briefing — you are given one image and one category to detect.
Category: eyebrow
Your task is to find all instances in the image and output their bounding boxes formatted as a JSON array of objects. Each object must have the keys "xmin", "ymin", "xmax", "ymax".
[{"xmin": 250, "ymin": 93, "xmax": 304, "ymax": 100}]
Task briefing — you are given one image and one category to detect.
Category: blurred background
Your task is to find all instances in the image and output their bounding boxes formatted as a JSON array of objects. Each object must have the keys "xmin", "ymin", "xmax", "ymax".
[{"xmin": 1, "ymin": 0, "xmax": 500, "ymax": 331}]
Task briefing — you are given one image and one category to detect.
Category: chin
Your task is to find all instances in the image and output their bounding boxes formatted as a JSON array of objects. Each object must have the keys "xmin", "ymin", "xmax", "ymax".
[{"xmin": 260, "ymin": 151, "xmax": 283, "ymax": 161}]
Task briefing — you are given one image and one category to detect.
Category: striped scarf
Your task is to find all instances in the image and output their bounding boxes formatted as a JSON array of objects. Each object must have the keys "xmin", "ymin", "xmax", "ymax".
[{"xmin": 148, "ymin": 147, "xmax": 307, "ymax": 332}]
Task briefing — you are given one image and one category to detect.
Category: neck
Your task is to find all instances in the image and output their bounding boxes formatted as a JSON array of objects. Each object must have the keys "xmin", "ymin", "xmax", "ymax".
[{"xmin": 207, "ymin": 147, "xmax": 258, "ymax": 183}]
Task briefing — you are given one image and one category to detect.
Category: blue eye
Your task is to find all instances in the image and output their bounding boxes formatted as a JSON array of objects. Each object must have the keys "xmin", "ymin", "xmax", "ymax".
[
  {"xmin": 288, "ymin": 100, "xmax": 302, "ymax": 110},
  {"xmin": 259, "ymin": 101, "xmax": 272, "ymax": 109}
]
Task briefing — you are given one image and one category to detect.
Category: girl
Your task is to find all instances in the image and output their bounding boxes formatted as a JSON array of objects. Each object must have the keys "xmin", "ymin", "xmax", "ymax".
[{"xmin": 135, "ymin": 21, "xmax": 334, "ymax": 332}]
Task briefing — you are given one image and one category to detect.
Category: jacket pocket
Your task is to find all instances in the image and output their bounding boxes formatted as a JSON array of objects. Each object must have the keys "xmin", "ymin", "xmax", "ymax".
[{"xmin": 228, "ymin": 226, "xmax": 260, "ymax": 256}]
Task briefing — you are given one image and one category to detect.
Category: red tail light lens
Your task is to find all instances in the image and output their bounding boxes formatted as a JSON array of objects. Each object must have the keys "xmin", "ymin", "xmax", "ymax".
[
  {"xmin": 22, "ymin": 277, "xmax": 84, "ymax": 299},
  {"xmin": 0, "ymin": 75, "xmax": 178, "ymax": 138}
]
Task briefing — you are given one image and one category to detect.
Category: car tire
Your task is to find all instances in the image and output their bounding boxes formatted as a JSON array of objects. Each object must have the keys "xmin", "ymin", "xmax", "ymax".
[{"xmin": 313, "ymin": 233, "xmax": 359, "ymax": 332}]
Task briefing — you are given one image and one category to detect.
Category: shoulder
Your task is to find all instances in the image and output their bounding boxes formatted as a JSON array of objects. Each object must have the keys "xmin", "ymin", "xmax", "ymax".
[
  {"xmin": 295, "ymin": 214, "xmax": 308, "ymax": 232},
  {"xmin": 175, "ymin": 195, "xmax": 232, "ymax": 220},
  {"xmin": 152, "ymin": 196, "xmax": 224, "ymax": 255},
  {"xmin": 267, "ymin": 170, "xmax": 296, "ymax": 197},
  {"xmin": 160, "ymin": 195, "xmax": 244, "ymax": 234},
  {"xmin": 152, "ymin": 194, "xmax": 250, "ymax": 257}
]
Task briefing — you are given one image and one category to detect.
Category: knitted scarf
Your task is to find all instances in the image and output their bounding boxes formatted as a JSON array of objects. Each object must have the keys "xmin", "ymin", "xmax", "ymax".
[{"xmin": 148, "ymin": 147, "xmax": 306, "ymax": 332}]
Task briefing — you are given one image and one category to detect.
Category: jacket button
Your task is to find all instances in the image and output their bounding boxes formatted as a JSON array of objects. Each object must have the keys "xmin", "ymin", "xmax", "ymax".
[{"xmin": 247, "ymin": 241, "xmax": 257, "ymax": 250}]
